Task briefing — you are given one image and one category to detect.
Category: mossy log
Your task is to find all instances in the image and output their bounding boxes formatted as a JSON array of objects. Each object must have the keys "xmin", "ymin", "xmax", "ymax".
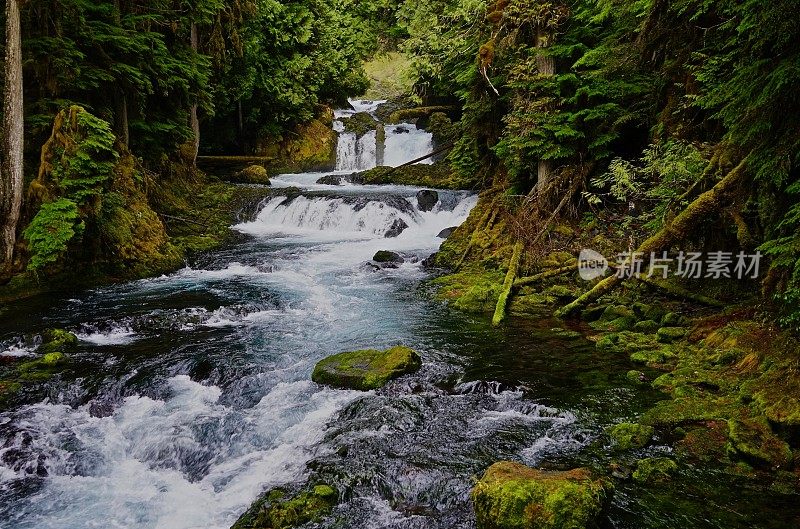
[
  {"xmin": 514, "ymin": 264, "xmax": 576, "ymax": 288},
  {"xmin": 635, "ymin": 275, "xmax": 724, "ymax": 307},
  {"xmin": 455, "ymin": 198, "xmax": 499, "ymax": 271},
  {"xmin": 492, "ymin": 241, "xmax": 524, "ymax": 326},
  {"xmin": 557, "ymin": 158, "xmax": 748, "ymax": 318}
]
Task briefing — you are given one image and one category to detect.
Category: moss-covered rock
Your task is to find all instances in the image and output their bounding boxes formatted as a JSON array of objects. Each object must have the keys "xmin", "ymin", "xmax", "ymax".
[
  {"xmin": 341, "ymin": 112, "xmax": 379, "ymax": 137},
  {"xmin": 312, "ymin": 346, "xmax": 421, "ymax": 391},
  {"xmin": 231, "ymin": 484, "xmax": 338, "ymax": 529},
  {"xmin": 607, "ymin": 423, "xmax": 654, "ymax": 451},
  {"xmin": 232, "ymin": 165, "xmax": 271, "ymax": 185},
  {"xmin": 632, "ymin": 457, "xmax": 678, "ymax": 484},
  {"xmin": 256, "ymin": 112, "xmax": 337, "ymax": 173},
  {"xmin": 353, "ymin": 163, "xmax": 470, "ymax": 190},
  {"xmin": 471, "ymin": 461, "xmax": 612, "ymax": 529},
  {"xmin": 726, "ymin": 417, "xmax": 792, "ymax": 467},
  {"xmin": 633, "ymin": 320, "xmax": 661, "ymax": 334},
  {"xmin": 657, "ymin": 326, "xmax": 687, "ymax": 343},
  {"xmin": 433, "ymin": 270, "xmax": 505, "ymax": 313},
  {"xmin": 39, "ymin": 329, "xmax": 78, "ymax": 354}
]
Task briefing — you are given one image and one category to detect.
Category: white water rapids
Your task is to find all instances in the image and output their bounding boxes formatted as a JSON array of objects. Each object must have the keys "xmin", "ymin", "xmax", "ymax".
[{"xmin": 0, "ymin": 100, "xmax": 590, "ymax": 529}]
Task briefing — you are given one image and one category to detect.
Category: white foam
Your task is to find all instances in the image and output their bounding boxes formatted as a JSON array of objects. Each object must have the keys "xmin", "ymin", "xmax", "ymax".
[{"xmin": 77, "ymin": 327, "xmax": 137, "ymax": 346}]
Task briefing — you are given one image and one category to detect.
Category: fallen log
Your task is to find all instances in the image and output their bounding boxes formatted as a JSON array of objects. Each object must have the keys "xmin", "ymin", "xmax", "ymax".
[
  {"xmin": 514, "ymin": 264, "xmax": 577, "ymax": 288},
  {"xmin": 492, "ymin": 241, "xmax": 524, "ymax": 326}
]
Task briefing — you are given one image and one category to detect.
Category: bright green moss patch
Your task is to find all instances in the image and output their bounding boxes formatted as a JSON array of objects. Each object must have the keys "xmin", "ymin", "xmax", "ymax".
[
  {"xmin": 607, "ymin": 423, "xmax": 654, "ymax": 451},
  {"xmin": 39, "ymin": 329, "xmax": 78, "ymax": 354},
  {"xmin": 432, "ymin": 270, "xmax": 505, "ymax": 314},
  {"xmin": 471, "ymin": 461, "xmax": 612, "ymax": 529},
  {"xmin": 726, "ymin": 417, "xmax": 793, "ymax": 468},
  {"xmin": 312, "ymin": 346, "xmax": 421, "ymax": 391},
  {"xmin": 231, "ymin": 483, "xmax": 338, "ymax": 529},
  {"xmin": 632, "ymin": 458, "xmax": 678, "ymax": 484}
]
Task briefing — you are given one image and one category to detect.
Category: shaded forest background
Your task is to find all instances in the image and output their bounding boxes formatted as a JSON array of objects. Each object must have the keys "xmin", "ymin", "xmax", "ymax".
[{"xmin": 1, "ymin": 0, "xmax": 799, "ymax": 329}]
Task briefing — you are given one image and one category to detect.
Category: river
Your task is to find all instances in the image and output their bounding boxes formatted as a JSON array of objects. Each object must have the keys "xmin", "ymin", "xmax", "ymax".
[{"xmin": 0, "ymin": 101, "xmax": 796, "ymax": 529}]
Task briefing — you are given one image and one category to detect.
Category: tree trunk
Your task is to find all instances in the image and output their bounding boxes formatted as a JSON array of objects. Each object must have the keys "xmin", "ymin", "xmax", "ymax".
[
  {"xmin": 492, "ymin": 241, "xmax": 524, "ymax": 326},
  {"xmin": 1, "ymin": 0, "xmax": 24, "ymax": 272},
  {"xmin": 188, "ymin": 23, "xmax": 200, "ymax": 166},
  {"xmin": 114, "ymin": 90, "xmax": 129, "ymax": 145},
  {"xmin": 556, "ymin": 158, "xmax": 748, "ymax": 318},
  {"xmin": 535, "ymin": 28, "xmax": 555, "ymax": 189}
]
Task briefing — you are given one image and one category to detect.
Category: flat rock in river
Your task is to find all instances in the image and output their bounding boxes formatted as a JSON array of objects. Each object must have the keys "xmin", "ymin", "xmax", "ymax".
[{"xmin": 312, "ymin": 346, "xmax": 421, "ymax": 390}]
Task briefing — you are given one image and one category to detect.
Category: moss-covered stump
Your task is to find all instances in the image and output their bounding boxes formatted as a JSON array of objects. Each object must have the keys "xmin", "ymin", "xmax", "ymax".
[
  {"xmin": 231, "ymin": 484, "xmax": 337, "ymax": 529},
  {"xmin": 472, "ymin": 462, "xmax": 612, "ymax": 529},
  {"xmin": 311, "ymin": 346, "xmax": 421, "ymax": 391},
  {"xmin": 607, "ymin": 423, "xmax": 654, "ymax": 451}
]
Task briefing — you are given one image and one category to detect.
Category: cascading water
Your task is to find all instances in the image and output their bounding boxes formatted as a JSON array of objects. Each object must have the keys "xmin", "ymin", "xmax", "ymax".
[
  {"xmin": 0, "ymin": 100, "xmax": 781, "ymax": 529},
  {"xmin": 333, "ymin": 99, "xmax": 433, "ymax": 171}
]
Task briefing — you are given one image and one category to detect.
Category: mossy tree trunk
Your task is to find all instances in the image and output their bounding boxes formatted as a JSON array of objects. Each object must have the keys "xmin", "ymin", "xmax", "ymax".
[
  {"xmin": 1, "ymin": 0, "xmax": 24, "ymax": 273},
  {"xmin": 112, "ymin": 0, "xmax": 129, "ymax": 145},
  {"xmin": 557, "ymin": 157, "xmax": 748, "ymax": 317}
]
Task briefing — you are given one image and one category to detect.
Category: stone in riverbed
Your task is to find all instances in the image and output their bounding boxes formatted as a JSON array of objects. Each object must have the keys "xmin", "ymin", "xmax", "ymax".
[
  {"xmin": 385, "ymin": 218, "xmax": 409, "ymax": 238},
  {"xmin": 472, "ymin": 461, "xmax": 612, "ymax": 529},
  {"xmin": 607, "ymin": 422, "xmax": 654, "ymax": 451},
  {"xmin": 231, "ymin": 483, "xmax": 337, "ymax": 529},
  {"xmin": 316, "ymin": 174, "xmax": 345, "ymax": 186},
  {"xmin": 312, "ymin": 346, "xmax": 421, "ymax": 391},
  {"xmin": 39, "ymin": 329, "xmax": 78, "ymax": 354},
  {"xmin": 416, "ymin": 189, "xmax": 439, "ymax": 212},
  {"xmin": 373, "ymin": 250, "xmax": 403, "ymax": 264}
]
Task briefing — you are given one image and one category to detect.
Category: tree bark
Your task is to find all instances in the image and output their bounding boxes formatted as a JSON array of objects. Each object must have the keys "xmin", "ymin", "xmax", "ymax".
[
  {"xmin": 114, "ymin": 90, "xmax": 129, "ymax": 145},
  {"xmin": 1, "ymin": 0, "xmax": 24, "ymax": 272},
  {"xmin": 556, "ymin": 158, "xmax": 748, "ymax": 318},
  {"xmin": 188, "ymin": 22, "xmax": 200, "ymax": 166},
  {"xmin": 535, "ymin": 28, "xmax": 555, "ymax": 190}
]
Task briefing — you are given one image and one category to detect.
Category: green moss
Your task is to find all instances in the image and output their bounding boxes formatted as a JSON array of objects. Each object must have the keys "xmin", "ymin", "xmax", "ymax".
[
  {"xmin": 231, "ymin": 483, "xmax": 338, "ymax": 529},
  {"xmin": 231, "ymin": 165, "xmax": 271, "ymax": 185},
  {"xmin": 632, "ymin": 458, "xmax": 678, "ymax": 484},
  {"xmin": 657, "ymin": 326, "xmax": 687, "ymax": 343},
  {"xmin": 258, "ymin": 115, "xmax": 337, "ymax": 173},
  {"xmin": 641, "ymin": 395, "xmax": 738, "ymax": 427},
  {"xmin": 432, "ymin": 270, "xmax": 505, "ymax": 313},
  {"xmin": 471, "ymin": 461, "xmax": 612, "ymax": 529},
  {"xmin": 39, "ymin": 329, "xmax": 78, "ymax": 354},
  {"xmin": 634, "ymin": 320, "xmax": 661, "ymax": 333},
  {"xmin": 341, "ymin": 112, "xmax": 378, "ymax": 137},
  {"xmin": 726, "ymin": 417, "xmax": 792, "ymax": 467},
  {"xmin": 607, "ymin": 423, "xmax": 654, "ymax": 451},
  {"xmin": 354, "ymin": 163, "xmax": 469, "ymax": 190},
  {"xmin": 311, "ymin": 346, "xmax": 421, "ymax": 391}
]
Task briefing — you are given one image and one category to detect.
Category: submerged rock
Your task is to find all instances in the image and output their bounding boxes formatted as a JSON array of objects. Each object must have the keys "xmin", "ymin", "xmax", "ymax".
[
  {"xmin": 632, "ymin": 457, "xmax": 678, "ymax": 484},
  {"xmin": 39, "ymin": 329, "xmax": 78, "ymax": 354},
  {"xmin": 416, "ymin": 189, "xmax": 439, "ymax": 212},
  {"xmin": 315, "ymin": 174, "xmax": 345, "ymax": 186},
  {"xmin": 385, "ymin": 218, "xmax": 409, "ymax": 238},
  {"xmin": 472, "ymin": 461, "xmax": 612, "ymax": 529},
  {"xmin": 231, "ymin": 484, "xmax": 337, "ymax": 529},
  {"xmin": 312, "ymin": 346, "xmax": 421, "ymax": 391}
]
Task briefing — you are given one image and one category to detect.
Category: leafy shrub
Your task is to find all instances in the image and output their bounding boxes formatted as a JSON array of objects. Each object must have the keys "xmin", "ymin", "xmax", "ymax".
[{"xmin": 23, "ymin": 199, "xmax": 84, "ymax": 271}]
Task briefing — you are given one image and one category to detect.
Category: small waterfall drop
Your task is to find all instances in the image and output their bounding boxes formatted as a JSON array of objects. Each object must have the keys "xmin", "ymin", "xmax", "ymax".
[{"xmin": 333, "ymin": 100, "xmax": 434, "ymax": 171}]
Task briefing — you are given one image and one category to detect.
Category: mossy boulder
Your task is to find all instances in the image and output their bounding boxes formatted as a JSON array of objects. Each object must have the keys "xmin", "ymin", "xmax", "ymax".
[
  {"xmin": 39, "ymin": 329, "xmax": 78, "ymax": 354},
  {"xmin": 726, "ymin": 417, "xmax": 792, "ymax": 467},
  {"xmin": 231, "ymin": 484, "xmax": 337, "ymax": 529},
  {"xmin": 341, "ymin": 112, "xmax": 379, "ymax": 137},
  {"xmin": 472, "ymin": 461, "xmax": 612, "ymax": 529},
  {"xmin": 232, "ymin": 165, "xmax": 271, "ymax": 185},
  {"xmin": 633, "ymin": 320, "xmax": 661, "ymax": 334},
  {"xmin": 632, "ymin": 458, "xmax": 678, "ymax": 484},
  {"xmin": 312, "ymin": 346, "xmax": 421, "ymax": 391},
  {"xmin": 607, "ymin": 423, "xmax": 654, "ymax": 451},
  {"xmin": 256, "ymin": 113, "xmax": 337, "ymax": 173},
  {"xmin": 657, "ymin": 326, "xmax": 687, "ymax": 343}
]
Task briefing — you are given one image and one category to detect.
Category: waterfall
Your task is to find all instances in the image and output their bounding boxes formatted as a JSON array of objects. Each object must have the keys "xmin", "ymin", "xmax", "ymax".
[{"xmin": 333, "ymin": 100, "xmax": 434, "ymax": 171}]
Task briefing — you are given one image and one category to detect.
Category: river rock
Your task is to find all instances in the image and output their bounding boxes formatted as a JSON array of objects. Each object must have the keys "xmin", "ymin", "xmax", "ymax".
[
  {"xmin": 373, "ymin": 251, "xmax": 403, "ymax": 264},
  {"xmin": 39, "ymin": 329, "xmax": 78, "ymax": 354},
  {"xmin": 416, "ymin": 190, "xmax": 439, "ymax": 212},
  {"xmin": 385, "ymin": 218, "xmax": 409, "ymax": 238},
  {"xmin": 312, "ymin": 346, "xmax": 422, "ymax": 391},
  {"xmin": 316, "ymin": 174, "xmax": 344, "ymax": 186},
  {"xmin": 437, "ymin": 226, "xmax": 457, "ymax": 239},
  {"xmin": 231, "ymin": 483, "xmax": 338, "ymax": 529},
  {"xmin": 232, "ymin": 164, "xmax": 271, "ymax": 185},
  {"xmin": 472, "ymin": 461, "xmax": 612, "ymax": 529}
]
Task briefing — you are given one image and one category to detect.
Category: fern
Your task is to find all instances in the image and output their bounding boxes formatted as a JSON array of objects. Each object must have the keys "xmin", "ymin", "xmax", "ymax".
[{"xmin": 23, "ymin": 199, "xmax": 84, "ymax": 271}]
